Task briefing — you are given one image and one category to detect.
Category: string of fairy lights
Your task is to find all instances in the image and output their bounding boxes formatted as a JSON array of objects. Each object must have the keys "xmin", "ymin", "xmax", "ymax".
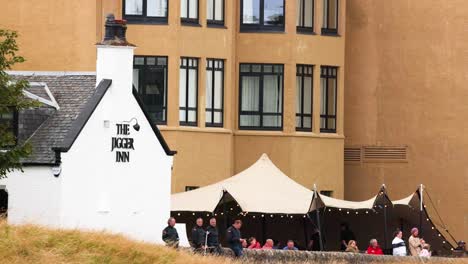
[{"xmin": 173, "ymin": 203, "xmax": 455, "ymax": 250}]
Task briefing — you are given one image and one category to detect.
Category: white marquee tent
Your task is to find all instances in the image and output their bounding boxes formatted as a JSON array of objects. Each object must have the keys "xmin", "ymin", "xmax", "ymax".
[
  {"xmin": 171, "ymin": 154, "xmax": 457, "ymax": 253},
  {"xmin": 171, "ymin": 154, "xmax": 313, "ymax": 214}
]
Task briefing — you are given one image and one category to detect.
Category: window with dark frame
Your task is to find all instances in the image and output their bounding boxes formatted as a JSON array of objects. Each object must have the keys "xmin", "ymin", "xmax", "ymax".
[
  {"xmin": 123, "ymin": 0, "xmax": 168, "ymax": 24},
  {"xmin": 206, "ymin": 59, "xmax": 224, "ymax": 127},
  {"xmin": 179, "ymin": 57, "xmax": 199, "ymax": 126},
  {"xmin": 320, "ymin": 66, "xmax": 337, "ymax": 133},
  {"xmin": 320, "ymin": 190, "xmax": 333, "ymax": 197},
  {"xmin": 133, "ymin": 56, "xmax": 168, "ymax": 124},
  {"xmin": 207, "ymin": 0, "xmax": 225, "ymax": 26},
  {"xmin": 185, "ymin": 186, "xmax": 200, "ymax": 191},
  {"xmin": 322, "ymin": 0, "xmax": 338, "ymax": 35},
  {"xmin": 296, "ymin": 65, "xmax": 313, "ymax": 131},
  {"xmin": 241, "ymin": 0, "xmax": 285, "ymax": 32},
  {"xmin": 239, "ymin": 63, "xmax": 283, "ymax": 130},
  {"xmin": 0, "ymin": 110, "xmax": 18, "ymax": 147},
  {"xmin": 181, "ymin": 0, "xmax": 199, "ymax": 24},
  {"xmin": 296, "ymin": 0, "xmax": 314, "ymax": 33}
]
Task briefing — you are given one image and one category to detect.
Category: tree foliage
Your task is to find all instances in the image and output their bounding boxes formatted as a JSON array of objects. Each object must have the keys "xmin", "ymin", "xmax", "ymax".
[{"xmin": 0, "ymin": 30, "xmax": 37, "ymax": 179}]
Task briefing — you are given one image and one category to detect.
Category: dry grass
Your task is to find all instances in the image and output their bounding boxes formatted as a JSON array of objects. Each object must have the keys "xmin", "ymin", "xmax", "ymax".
[
  {"xmin": 0, "ymin": 220, "xmax": 466, "ymax": 264},
  {"xmin": 0, "ymin": 220, "xmax": 235, "ymax": 264}
]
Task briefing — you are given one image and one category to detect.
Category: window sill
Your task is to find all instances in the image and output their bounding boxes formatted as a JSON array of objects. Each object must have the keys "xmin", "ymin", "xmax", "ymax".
[
  {"xmin": 240, "ymin": 26, "xmax": 285, "ymax": 34},
  {"xmin": 207, "ymin": 23, "xmax": 227, "ymax": 29},
  {"xmin": 235, "ymin": 130, "xmax": 344, "ymax": 139},
  {"xmin": 159, "ymin": 126, "xmax": 233, "ymax": 134},
  {"xmin": 181, "ymin": 20, "xmax": 201, "ymax": 27},
  {"xmin": 321, "ymin": 29, "xmax": 340, "ymax": 37},
  {"xmin": 126, "ymin": 20, "xmax": 168, "ymax": 25},
  {"xmin": 296, "ymin": 28, "xmax": 316, "ymax": 35}
]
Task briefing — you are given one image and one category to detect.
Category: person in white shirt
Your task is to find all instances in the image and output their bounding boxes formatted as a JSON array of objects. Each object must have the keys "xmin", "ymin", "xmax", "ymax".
[{"xmin": 392, "ymin": 230, "xmax": 407, "ymax": 256}]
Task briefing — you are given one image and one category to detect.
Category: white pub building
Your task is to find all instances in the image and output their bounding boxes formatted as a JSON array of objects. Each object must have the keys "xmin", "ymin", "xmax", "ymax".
[{"xmin": 1, "ymin": 14, "xmax": 176, "ymax": 244}]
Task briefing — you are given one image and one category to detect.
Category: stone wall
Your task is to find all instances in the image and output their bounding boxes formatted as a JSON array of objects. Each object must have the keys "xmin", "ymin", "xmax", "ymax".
[{"xmin": 220, "ymin": 248, "xmax": 467, "ymax": 263}]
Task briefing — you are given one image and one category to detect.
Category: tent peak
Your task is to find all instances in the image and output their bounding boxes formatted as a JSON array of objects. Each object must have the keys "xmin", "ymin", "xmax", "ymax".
[{"xmin": 260, "ymin": 153, "xmax": 270, "ymax": 160}]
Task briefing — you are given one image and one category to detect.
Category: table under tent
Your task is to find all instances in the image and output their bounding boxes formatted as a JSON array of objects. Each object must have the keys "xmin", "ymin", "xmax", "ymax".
[{"xmin": 171, "ymin": 154, "xmax": 457, "ymax": 255}]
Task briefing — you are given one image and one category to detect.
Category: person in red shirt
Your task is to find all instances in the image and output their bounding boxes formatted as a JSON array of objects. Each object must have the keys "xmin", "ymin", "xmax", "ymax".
[
  {"xmin": 248, "ymin": 237, "xmax": 261, "ymax": 249},
  {"xmin": 366, "ymin": 239, "xmax": 384, "ymax": 255}
]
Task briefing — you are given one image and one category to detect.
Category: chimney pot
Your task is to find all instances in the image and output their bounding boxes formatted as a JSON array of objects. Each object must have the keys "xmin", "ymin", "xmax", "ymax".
[{"xmin": 99, "ymin": 14, "xmax": 134, "ymax": 46}]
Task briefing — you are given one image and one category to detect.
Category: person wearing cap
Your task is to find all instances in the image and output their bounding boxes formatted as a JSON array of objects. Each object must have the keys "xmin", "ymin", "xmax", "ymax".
[{"xmin": 408, "ymin": 227, "xmax": 425, "ymax": 256}]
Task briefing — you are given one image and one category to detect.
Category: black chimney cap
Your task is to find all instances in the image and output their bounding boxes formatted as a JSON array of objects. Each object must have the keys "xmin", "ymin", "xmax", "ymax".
[{"xmin": 98, "ymin": 13, "xmax": 135, "ymax": 46}]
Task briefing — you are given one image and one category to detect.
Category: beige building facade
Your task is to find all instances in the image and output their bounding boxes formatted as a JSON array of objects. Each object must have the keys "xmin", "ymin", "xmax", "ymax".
[
  {"xmin": 344, "ymin": 1, "xmax": 467, "ymax": 241},
  {"xmin": 0, "ymin": 0, "xmax": 346, "ymax": 198}
]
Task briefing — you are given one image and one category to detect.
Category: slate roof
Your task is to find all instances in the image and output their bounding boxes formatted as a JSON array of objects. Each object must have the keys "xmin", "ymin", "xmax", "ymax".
[
  {"xmin": 12, "ymin": 74, "xmax": 97, "ymax": 164},
  {"xmin": 12, "ymin": 73, "xmax": 175, "ymax": 165}
]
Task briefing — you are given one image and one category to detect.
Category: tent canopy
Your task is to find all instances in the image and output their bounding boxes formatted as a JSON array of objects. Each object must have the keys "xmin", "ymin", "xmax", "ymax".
[
  {"xmin": 309, "ymin": 186, "xmax": 392, "ymax": 211},
  {"xmin": 171, "ymin": 154, "xmax": 314, "ymax": 214}
]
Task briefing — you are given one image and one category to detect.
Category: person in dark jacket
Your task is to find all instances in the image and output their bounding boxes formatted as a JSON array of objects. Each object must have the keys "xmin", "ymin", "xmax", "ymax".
[
  {"xmin": 162, "ymin": 217, "xmax": 179, "ymax": 248},
  {"xmin": 191, "ymin": 218, "xmax": 206, "ymax": 250},
  {"xmin": 226, "ymin": 219, "xmax": 245, "ymax": 257},
  {"xmin": 206, "ymin": 217, "xmax": 222, "ymax": 254}
]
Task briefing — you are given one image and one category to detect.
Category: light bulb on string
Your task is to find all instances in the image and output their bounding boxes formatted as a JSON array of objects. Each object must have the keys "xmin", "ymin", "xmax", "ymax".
[
  {"xmin": 290, "ymin": 216, "xmax": 293, "ymax": 219},
  {"xmin": 339, "ymin": 208, "xmax": 342, "ymax": 211},
  {"xmin": 355, "ymin": 212, "xmax": 358, "ymax": 215},
  {"xmin": 253, "ymin": 215, "xmax": 256, "ymax": 219},
  {"xmin": 270, "ymin": 215, "xmax": 274, "ymax": 218},
  {"xmin": 365, "ymin": 211, "xmax": 368, "ymax": 214},
  {"xmin": 347, "ymin": 211, "xmax": 350, "ymax": 214},
  {"xmin": 177, "ymin": 213, "xmax": 181, "ymax": 216},
  {"xmin": 328, "ymin": 209, "xmax": 331, "ymax": 212},
  {"xmin": 281, "ymin": 215, "xmax": 284, "ymax": 218},
  {"xmin": 303, "ymin": 215, "xmax": 306, "ymax": 218},
  {"xmin": 192, "ymin": 213, "xmax": 195, "ymax": 216},
  {"xmin": 261, "ymin": 214, "xmax": 265, "ymax": 218}
]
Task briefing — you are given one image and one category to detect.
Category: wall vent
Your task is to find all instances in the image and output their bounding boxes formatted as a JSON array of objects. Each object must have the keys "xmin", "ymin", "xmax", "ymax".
[
  {"xmin": 363, "ymin": 146, "xmax": 408, "ymax": 162},
  {"xmin": 344, "ymin": 147, "xmax": 361, "ymax": 162}
]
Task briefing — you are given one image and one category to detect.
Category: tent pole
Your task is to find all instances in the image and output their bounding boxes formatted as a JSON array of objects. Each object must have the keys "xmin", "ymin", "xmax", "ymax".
[
  {"xmin": 303, "ymin": 216, "xmax": 309, "ymax": 250},
  {"xmin": 419, "ymin": 184, "xmax": 423, "ymax": 237},
  {"xmin": 316, "ymin": 208, "xmax": 323, "ymax": 251},
  {"xmin": 313, "ymin": 184, "xmax": 323, "ymax": 251},
  {"xmin": 382, "ymin": 185, "xmax": 388, "ymax": 253},
  {"xmin": 383, "ymin": 204, "xmax": 388, "ymax": 252},
  {"xmin": 222, "ymin": 191, "xmax": 228, "ymax": 230}
]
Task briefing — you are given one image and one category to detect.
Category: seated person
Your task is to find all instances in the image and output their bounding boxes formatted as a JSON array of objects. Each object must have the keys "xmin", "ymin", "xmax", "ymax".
[
  {"xmin": 419, "ymin": 243, "xmax": 431, "ymax": 257},
  {"xmin": 366, "ymin": 239, "xmax": 383, "ymax": 255},
  {"xmin": 345, "ymin": 240, "xmax": 359, "ymax": 253},
  {"xmin": 248, "ymin": 237, "xmax": 261, "ymax": 249},
  {"xmin": 283, "ymin": 240, "xmax": 299, "ymax": 251},
  {"xmin": 262, "ymin": 239, "xmax": 274, "ymax": 250}
]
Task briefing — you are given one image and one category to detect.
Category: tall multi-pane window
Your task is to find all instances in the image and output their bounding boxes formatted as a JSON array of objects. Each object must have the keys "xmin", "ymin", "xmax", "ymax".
[
  {"xmin": 206, "ymin": 59, "xmax": 224, "ymax": 127},
  {"xmin": 123, "ymin": 0, "xmax": 168, "ymax": 23},
  {"xmin": 179, "ymin": 57, "xmax": 199, "ymax": 126},
  {"xmin": 133, "ymin": 56, "xmax": 168, "ymax": 124},
  {"xmin": 296, "ymin": 65, "xmax": 313, "ymax": 131},
  {"xmin": 207, "ymin": 0, "xmax": 224, "ymax": 26},
  {"xmin": 297, "ymin": 0, "xmax": 314, "ymax": 32},
  {"xmin": 241, "ymin": 0, "xmax": 285, "ymax": 32},
  {"xmin": 320, "ymin": 66, "xmax": 337, "ymax": 133},
  {"xmin": 181, "ymin": 0, "xmax": 199, "ymax": 24},
  {"xmin": 0, "ymin": 110, "xmax": 17, "ymax": 147},
  {"xmin": 322, "ymin": 0, "xmax": 338, "ymax": 35},
  {"xmin": 239, "ymin": 64, "xmax": 283, "ymax": 130}
]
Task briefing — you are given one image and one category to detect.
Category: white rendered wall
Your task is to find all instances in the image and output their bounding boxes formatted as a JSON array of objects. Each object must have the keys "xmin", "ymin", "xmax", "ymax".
[
  {"xmin": 59, "ymin": 46, "xmax": 173, "ymax": 244},
  {"xmin": 5, "ymin": 167, "xmax": 61, "ymax": 227}
]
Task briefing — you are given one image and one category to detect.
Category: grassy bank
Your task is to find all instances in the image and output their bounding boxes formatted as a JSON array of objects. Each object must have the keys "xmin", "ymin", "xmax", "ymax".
[
  {"xmin": 0, "ymin": 220, "xmax": 466, "ymax": 264},
  {"xmin": 0, "ymin": 220, "xmax": 233, "ymax": 264}
]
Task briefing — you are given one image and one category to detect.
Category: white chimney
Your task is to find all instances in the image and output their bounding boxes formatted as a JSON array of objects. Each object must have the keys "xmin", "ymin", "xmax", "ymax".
[{"xmin": 96, "ymin": 14, "xmax": 135, "ymax": 97}]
